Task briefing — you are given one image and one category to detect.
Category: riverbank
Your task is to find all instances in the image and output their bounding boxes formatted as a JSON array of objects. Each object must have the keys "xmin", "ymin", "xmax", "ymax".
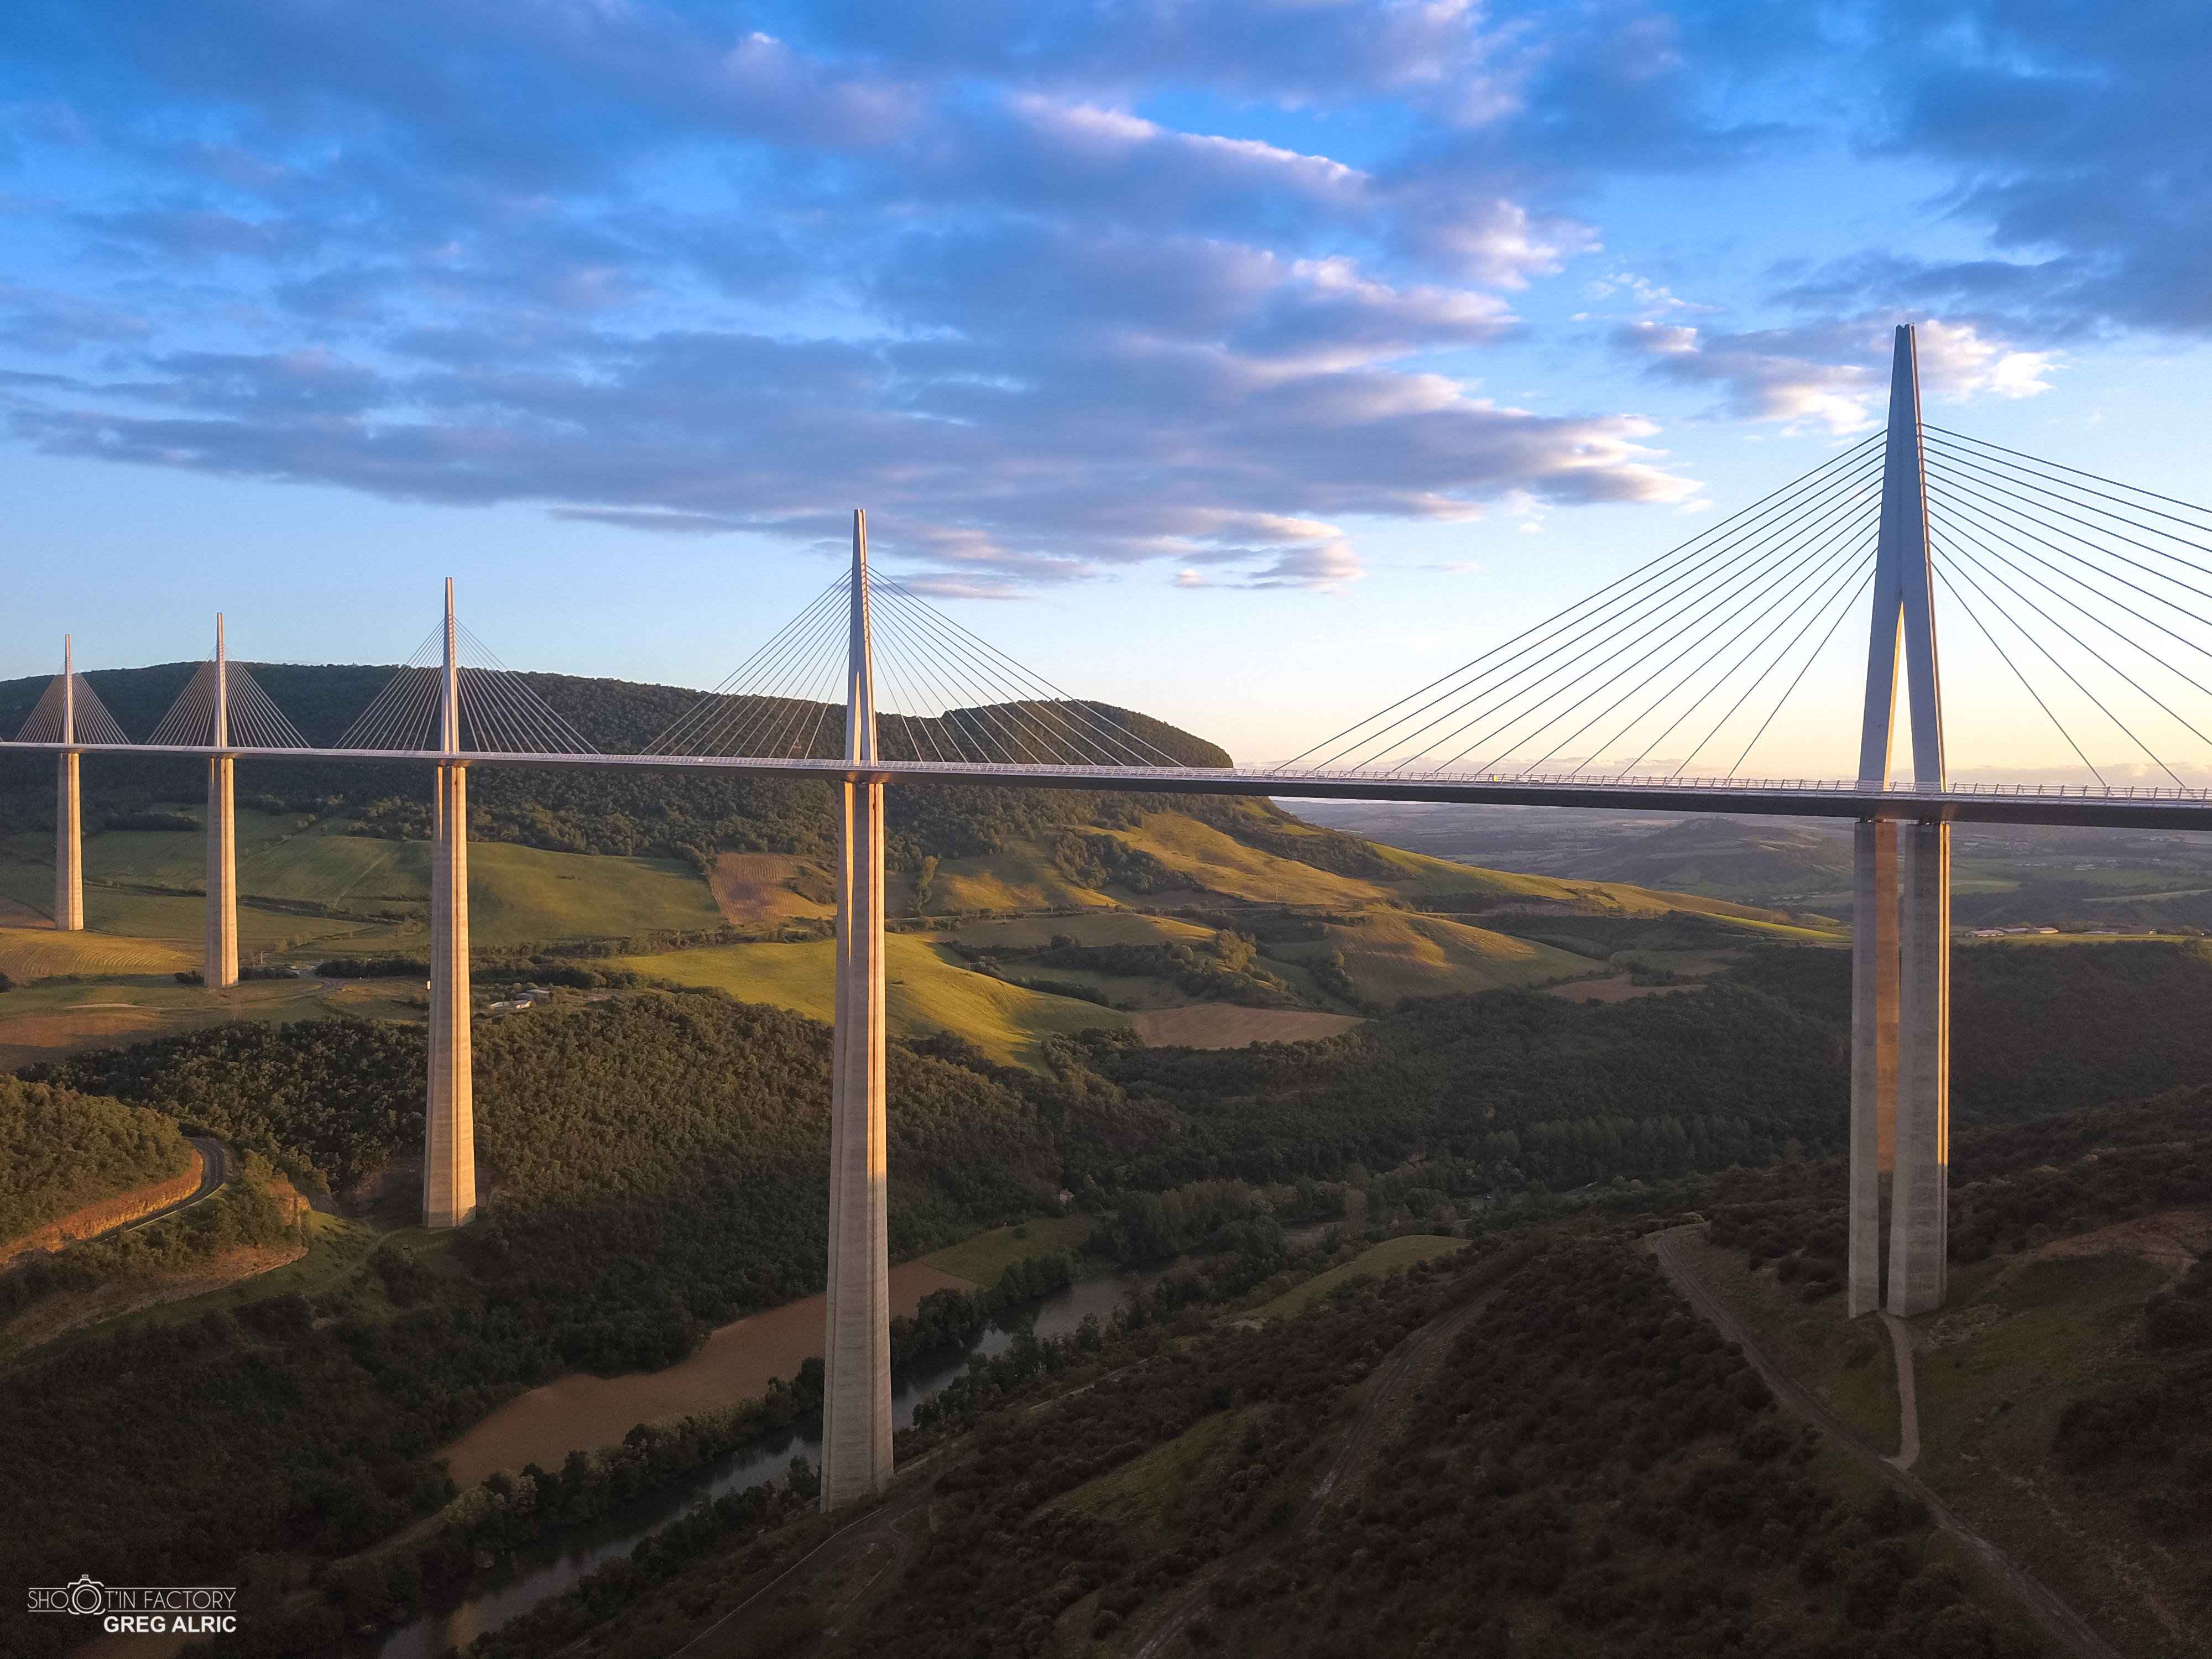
[{"xmin": 440, "ymin": 1260, "xmax": 976, "ymax": 1488}]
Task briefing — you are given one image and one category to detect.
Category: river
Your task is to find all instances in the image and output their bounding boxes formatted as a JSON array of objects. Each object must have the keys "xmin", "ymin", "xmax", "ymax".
[{"xmin": 371, "ymin": 1269, "xmax": 1142, "ymax": 1659}]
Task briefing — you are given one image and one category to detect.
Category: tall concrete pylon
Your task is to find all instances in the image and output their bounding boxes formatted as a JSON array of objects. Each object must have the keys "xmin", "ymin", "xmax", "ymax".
[
  {"xmin": 204, "ymin": 615, "xmax": 239, "ymax": 989},
  {"xmin": 1848, "ymin": 324, "xmax": 1950, "ymax": 1317},
  {"xmin": 424, "ymin": 579, "xmax": 477, "ymax": 1230},
  {"xmin": 54, "ymin": 637, "xmax": 82, "ymax": 933},
  {"xmin": 822, "ymin": 508, "xmax": 893, "ymax": 1510}
]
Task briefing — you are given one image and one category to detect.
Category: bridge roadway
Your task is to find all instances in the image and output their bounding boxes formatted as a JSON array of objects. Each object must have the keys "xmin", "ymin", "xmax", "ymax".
[{"xmin": 7, "ymin": 742, "xmax": 2212, "ymax": 832}]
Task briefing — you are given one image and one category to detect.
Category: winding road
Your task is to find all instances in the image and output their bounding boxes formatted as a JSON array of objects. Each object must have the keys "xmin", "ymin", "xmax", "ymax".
[
  {"xmin": 1649, "ymin": 1228, "xmax": 2121, "ymax": 1659},
  {"xmin": 113, "ymin": 1138, "xmax": 227, "ymax": 1236}
]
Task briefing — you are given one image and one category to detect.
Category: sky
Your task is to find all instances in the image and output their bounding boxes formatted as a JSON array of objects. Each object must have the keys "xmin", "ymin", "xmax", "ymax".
[{"xmin": 3, "ymin": 0, "xmax": 2210, "ymax": 775}]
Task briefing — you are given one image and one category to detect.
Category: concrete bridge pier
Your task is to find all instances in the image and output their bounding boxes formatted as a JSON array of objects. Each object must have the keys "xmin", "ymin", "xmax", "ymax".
[
  {"xmin": 54, "ymin": 637, "xmax": 83, "ymax": 932},
  {"xmin": 55, "ymin": 752, "xmax": 82, "ymax": 932},
  {"xmin": 1888, "ymin": 821, "xmax": 1950, "ymax": 1314},
  {"xmin": 424, "ymin": 582, "xmax": 476, "ymax": 1231},
  {"xmin": 822, "ymin": 510, "xmax": 894, "ymax": 1509},
  {"xmin": 1846, "ymin": 819, "xmax": 1896, "ymax": 1316},
  {"xmin": 205, "ymin": 615, "xmax": 238, "ymax": 989}
]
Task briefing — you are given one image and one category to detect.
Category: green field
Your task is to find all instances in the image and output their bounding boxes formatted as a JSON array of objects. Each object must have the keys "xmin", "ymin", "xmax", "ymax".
[
  {"xmin": 919, "ymin": 1214, "xmax": 1107, "ymax": 1283},
  {"xmin": 1270, "ymin": 912, "xmax": 1601, "ymax": 1003},
  {"xmin": 0, "ymin": 808, "xmax": 724, "ymax": 955},
  {"xmin": 604, "ymin": 932, "xmax": 1129, "ymax": 1067}
]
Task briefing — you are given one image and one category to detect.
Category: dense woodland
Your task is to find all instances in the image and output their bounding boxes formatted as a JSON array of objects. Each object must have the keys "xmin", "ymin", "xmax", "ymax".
[
  {"xmin": 1732, "ymin": 938, "xmax": 2212, "ymax": 1120},
  {"xmin": 0, "ymin": 1078, "xmax": 191, "ymax": 1241}
]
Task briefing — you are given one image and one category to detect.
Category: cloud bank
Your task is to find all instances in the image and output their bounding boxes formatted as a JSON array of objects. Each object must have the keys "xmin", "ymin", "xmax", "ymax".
[{"xmin": 0, "ymin": 1, "xmax": 2197, "ymax": 590}]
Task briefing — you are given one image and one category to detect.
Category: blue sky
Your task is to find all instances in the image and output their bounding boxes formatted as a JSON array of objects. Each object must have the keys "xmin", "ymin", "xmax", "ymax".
[{"xmin": 3, "ymin": 0, "xmax": 2209, "ymax": 772}]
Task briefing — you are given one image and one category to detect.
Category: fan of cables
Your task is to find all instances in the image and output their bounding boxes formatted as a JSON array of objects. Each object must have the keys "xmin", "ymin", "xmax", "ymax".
[
  {"xmin": 336, "ymin": 622, "xmax": 596, "ymax": 754},
  {"xmin": 14, "ymin": 672, "xmax": 131, "ymax": 745},
  {"xmin": 648, "ymin": 572, "xmax": 1208, "ymax": 769},
  {"xmin": 1922, "ymin": 427, "xmax": 2212, "ymax": 789},
  {"xmin": 1289, "ymin": 435, "xmax": 1886, "ymax": 781},
  {"xmin": 146, "ymin": 661, "xmax": 308, "ymax": 748}
]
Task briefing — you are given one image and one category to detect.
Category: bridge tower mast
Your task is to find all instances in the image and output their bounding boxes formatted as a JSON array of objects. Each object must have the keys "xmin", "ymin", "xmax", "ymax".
[
  {"xmin": 1849, "ymin": 324, "xmax": 1950, "ymax": 1317},
  {"xmin": 54, "ymin": 636, "xmax": 82, "ymax": 932},
  {"xmin": 822, "ymin": 508, "xmax": 894, "ymax": 1509},
  {"xmin": 425, "ymin": 578, "xmax": 477, "ymax": 1229},
  {"xmin": 205, "ymin": 614, "xmax": 238, "ymax": 989}
]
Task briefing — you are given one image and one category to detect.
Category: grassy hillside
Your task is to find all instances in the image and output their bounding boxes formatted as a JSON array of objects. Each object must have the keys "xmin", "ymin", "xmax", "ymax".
[
  {"xmin": 601, "ymin": 933, "xmax": 1129, "ymax": 1067},
  {"xmin": 1581, "ymin": 815, "xmax": 1854, "ymax": 900}
]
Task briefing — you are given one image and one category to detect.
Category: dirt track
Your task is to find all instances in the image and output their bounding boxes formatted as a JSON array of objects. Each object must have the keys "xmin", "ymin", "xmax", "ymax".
[{"xmin": 1650, "ymin": 1228, "xmax": 2121, "ymax": 1659}]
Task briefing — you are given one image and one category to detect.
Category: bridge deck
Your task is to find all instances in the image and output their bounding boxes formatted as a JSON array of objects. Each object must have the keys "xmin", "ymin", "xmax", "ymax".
[{"xmin": 3, "ymin": 742, "xmax": 2208, "ymax": 831}]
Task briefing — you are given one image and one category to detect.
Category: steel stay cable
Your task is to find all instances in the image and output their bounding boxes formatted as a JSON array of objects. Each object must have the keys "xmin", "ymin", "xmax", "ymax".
[
  {"xmin": 343, "ymin": 666, "xmax": 430, "ymax": 751},
  {"xmin": 869, "ymin": 593, "xmax": 1061, "ymax": 766},
  {"xmin": 462, "ymin": 658, "xmax": 590, "ymax": 753},
  {"xmin": 1441, "ymin": 484, "xmax": 1876, "ymax": 774},
  {"xmin": 1926, "ymin": 500, "xmax": 2212, "ymax": 728},
  {"xmin": 1925, "ymin": 436, "xmax": 2212, "ymax": 573},
  {"xmin": 339, "ymin": 622, "xmax": 447, "ymax": 747},
  {"xmin": 1923, "ymin": 438, "xmax": 2212, "ymax": 582},
  {"xmin": 749, "ymin": 610, "xmax": 849, "ymax": 759},
  {"xmin": 1929, "ymin": 556, "xmax": 2109, "ymax": 786},
  {"xmin": 869, "ymin": 611, "xmax": 958, "ymax": 763},
  {"xmin": 653, "ymin": 579, "xmax": 848, "ymax": 753},
  {"xmin": 1283, "ymin": 434, "xmax": 1882, "ymax": 769},
  {"xmin": 1303, "ymin": 449, "xmax": 1885, "ymax": 770},
  {"xmin": 1303, "ymin": 443, "xmax": 1886, "ymax": 770},
  {"xmin": 1933, "ymin": 532, "xmax": 2195, "ymax": 783},
  {"xmin": 1926, "ymin": 424, "xmax": 2212, "ymax": 537},
  {"xmin": 1728, "ymin": 564, "xmax": 1880, "ymax": 778},
  {"xmin": 1355, "ymin": 456, "xmax": 1886, "ymax": 773},
  {"xmin": 869, "ymin": 596, "xmax": 1064, "ymax": 766},
  {"xmin": 1934, "ymin": 535, "xmax": 2171, "ymax": 785},
  {"xmin": 866, "ymin": 596, "xmax": 974, "ymax": 761},
  {"xmin": 1927, "ymin": 469, "xmax": 2212, "ymax": 628},
  {"xmin": 1292, "ymin": 446, "xmax": 1886, "ymax": 772},
  {"xmin": 1560, "ymin": 513, "xmax": 1879, "ymax": 779},
  {"xmin": 712, "ymin": 598, "xmax": 850, "ymax": 758},
  {"xmin": 1359, "ymin": 500, "xmax": 1851, "ymax": 775},
  {"xmin": 1926, "ymin": 483, "xmax": 2212, "ymax": 666},
  {"xmin": 228, "ymin": 670, "xmax": 307, "ymax": 747},
  {"xmin": 1524, "ymin": 512, "xmax": 1870, "ymax": 778},
  {"xmin": 875, "ymin": 592, "xmax": 1026, "ymax": 765},
  {"xmin": 878, "ymin": 577, "xmax": 1192, "ymax": 769},
  {"xmin": 1677, "ymin": 542, "xmax": 1876, "ymax": 778},
  {"xmin": 751, "ymin": 602, "xmax": 852, "ymax": 758},
  {"xmin": 874, "ymin": 582, "xmax": 1165, "ymax": 768},
  {"xmin": 1638, "ymin": 535, "xmax": 1879, "ymax": 779},
  {"xmin": 148, "ymin": 662, "xmax": 216, "ymax": 746}
]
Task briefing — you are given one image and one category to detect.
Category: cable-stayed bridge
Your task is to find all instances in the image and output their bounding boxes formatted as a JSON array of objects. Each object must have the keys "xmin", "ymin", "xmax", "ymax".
[{"xmin": 8, "ymin": 325, "xmax": 2212, "ymax": 1506}]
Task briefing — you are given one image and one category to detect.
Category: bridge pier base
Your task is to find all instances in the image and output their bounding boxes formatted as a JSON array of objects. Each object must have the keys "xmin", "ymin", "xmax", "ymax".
[
  {"xmin": 424, "ymin": 761, "xmax": 476, "ymax": 1230},
  {"xmin": 54, "ymin": 752, "xmax": 82, "ymax": 932},
  {"xmin": 205, "ymin": 756, "xmax": 237, "ymax": 988},
  {"xmin": 1889, "ymin": 821, "xmax": 1950, "ymax": 1314}
]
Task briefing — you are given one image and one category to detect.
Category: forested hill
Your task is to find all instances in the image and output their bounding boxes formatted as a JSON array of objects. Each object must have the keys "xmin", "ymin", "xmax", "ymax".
[{"xmin": 0, "ymin": 661, "xmax": 1395, "ymax": 875}]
